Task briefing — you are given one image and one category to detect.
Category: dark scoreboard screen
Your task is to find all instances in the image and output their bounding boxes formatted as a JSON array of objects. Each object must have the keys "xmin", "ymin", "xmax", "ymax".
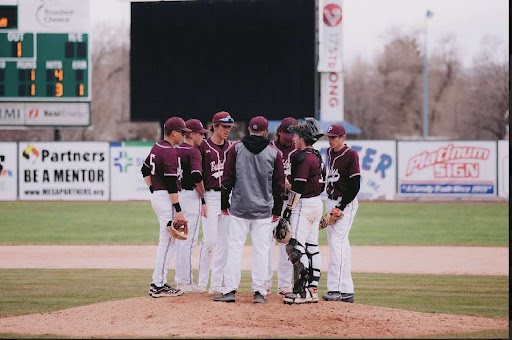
[{"xmin": 130, "ymin": 0, "xmax": 316, "ymax": 124}]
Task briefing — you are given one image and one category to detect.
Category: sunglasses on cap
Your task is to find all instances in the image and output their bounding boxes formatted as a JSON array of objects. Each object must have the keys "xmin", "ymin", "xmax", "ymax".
[{"xmin": 218, "ymin": 117, "xmax": 234, "ymax": 124}]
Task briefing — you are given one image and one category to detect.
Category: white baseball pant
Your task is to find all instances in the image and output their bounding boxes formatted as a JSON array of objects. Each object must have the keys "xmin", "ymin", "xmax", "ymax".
[
  {"xmin": 266, "ymin": 200, "xmax": 293, "ymax": 290},
  {"xmin": 289, "ymin": 196, "xmax": 323, "ymax": 287},
  {"xmin": 326, "ymin": 197, "xmax": 359, "ymax": 293},
  {"xmin": 222, "ymin": 215, "xmax": 274, "ymax": 296},
  {"xmin": 174, "ymin": 190, "xmax": 201, "ymax": 285},
  {"xmin": 197, "ymin": 190, "xmax": 230, "ymax": 289},
  {"xmin": 150, "ymin": 190, "xmax": 176, "ymax": 287}
]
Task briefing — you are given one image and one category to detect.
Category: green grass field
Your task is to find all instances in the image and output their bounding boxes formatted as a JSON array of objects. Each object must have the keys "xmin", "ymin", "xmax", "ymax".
[
  {"xmin": 0, "ymin": 269, "xmax": 508, "ymax": 339},
  {"xmin": 0, "ymin": 201, "xmax": 508, "ymax": 246}
]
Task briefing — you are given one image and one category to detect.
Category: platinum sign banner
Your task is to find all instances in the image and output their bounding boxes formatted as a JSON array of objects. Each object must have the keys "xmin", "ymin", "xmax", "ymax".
[
  {"xmin": 398, "ymin": 141, "xmax": 497, "ymax": 196},
  {"xmin": 19, "ymin": 142, "xmax": 109, "ymax": 200}
]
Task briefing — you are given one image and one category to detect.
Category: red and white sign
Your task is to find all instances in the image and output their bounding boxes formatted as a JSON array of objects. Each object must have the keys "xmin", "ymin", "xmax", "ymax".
[
  {"xmin": 320, "ymin": 71, "xmax": 344, "ymax": 121},
  {"xmin": 398, "ymin": 141, "xmax": 497, "ymax": 196},
  {"xmin": 317, "ymin": 0, "xmax": 343, "ymax": 72}
]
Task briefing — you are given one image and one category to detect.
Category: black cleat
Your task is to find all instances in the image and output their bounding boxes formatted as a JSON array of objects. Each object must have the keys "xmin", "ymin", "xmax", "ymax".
[
  {"xmin": 322, "ymin": 291, "xmax": 355, "ymax": 303},
  {"xmin": 253, "ymin": 292, "xmax": 267, "ymax": 304},
  {"xmin": 213, "ymin": 290, "xmax": 236, "ymax": 303}
]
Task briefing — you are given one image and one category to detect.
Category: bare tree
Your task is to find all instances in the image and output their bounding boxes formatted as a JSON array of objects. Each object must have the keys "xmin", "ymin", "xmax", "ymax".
[{"xmin": 460, "ymin": 37, "xmax": 509, "ymax": 139}]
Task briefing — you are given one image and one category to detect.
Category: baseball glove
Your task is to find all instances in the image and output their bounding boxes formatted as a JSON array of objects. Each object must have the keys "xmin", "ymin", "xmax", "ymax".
[
  {"xmin": 319, "ymin": 208, "xmax": 343, "ymax": 230},
  {"xmin": 167, "ymin": 220, "xmax": 188, "ymax": 240},
  {"xmin": 274, "ymin": 218, "xmax": 291, "ymax": 244}
]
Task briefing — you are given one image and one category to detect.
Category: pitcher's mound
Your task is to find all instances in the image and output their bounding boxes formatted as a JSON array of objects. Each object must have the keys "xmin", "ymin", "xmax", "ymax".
[{"xmin": 0, "ymin": 294, "xmax": 507, "ymax": 338}]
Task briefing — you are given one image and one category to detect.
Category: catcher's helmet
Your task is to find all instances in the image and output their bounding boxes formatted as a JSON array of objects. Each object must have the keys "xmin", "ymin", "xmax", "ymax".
[
  {"xmin": 287, "ymin": 117, "xmax": 324, "ymax": 143},
  {"xmin": 274, "ymin": 218, "xmax": 292, "ymax": 244}
]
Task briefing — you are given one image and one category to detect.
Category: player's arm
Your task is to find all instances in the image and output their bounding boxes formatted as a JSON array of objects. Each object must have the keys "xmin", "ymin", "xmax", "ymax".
[
  {"xmin": 282, "ymin": 152, "xmax": 309, "ymax": 220},
  {"xmin": 336, "ymin": 153, "xmax": 361, "ymax": 211},
  {"xmin": 221, "ymin": 143, "xmax": 238, "ymax": 212},
  {"xmin": 272, "ymin": 151, "xmax": 285, "ymax": 218},
  {"xmin": 164, "ymin": 150, "xmax": 186, "ymax": 224},
  {"xmin": 141, "ymin": 155, "xmax": 153, "ymax": 193}
]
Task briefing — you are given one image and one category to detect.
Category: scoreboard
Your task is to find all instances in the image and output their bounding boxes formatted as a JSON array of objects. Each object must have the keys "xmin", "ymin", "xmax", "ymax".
[{"xmin": 0, "ymin": 0, "xmax": 90, "ymax": 127}]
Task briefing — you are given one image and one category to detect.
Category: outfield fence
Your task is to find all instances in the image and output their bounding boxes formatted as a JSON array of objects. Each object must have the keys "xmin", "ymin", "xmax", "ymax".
[{"xmin": 0, "ymin": 140, "xmax": 508, "ymax": 201}]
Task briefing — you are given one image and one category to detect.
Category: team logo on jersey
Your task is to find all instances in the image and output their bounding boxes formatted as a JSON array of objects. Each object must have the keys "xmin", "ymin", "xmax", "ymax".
[
  {"xmin": 283, "ymin": 159, "xmax": 292, "ymax": 176},
  {"xmin": 210, "ymin": 160, "xmax": 224, "ymax": 179},
  {"xmin": 327, "ymin": 167, "xmax": 340, "ymax": 183},
  {"xmin": 21, "ymin": 144, "xmax": 39, "ymax": 162},
  {"xmin": 113, "ymin": 151, "xmax": 133, "ymax": 173}
]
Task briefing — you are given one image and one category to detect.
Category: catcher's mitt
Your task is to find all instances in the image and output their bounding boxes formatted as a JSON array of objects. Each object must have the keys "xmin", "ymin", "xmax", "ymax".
[
  {"xmin": 319, "ymin": 208, "xmax": 343, "ymax": 230},
  {"xmin": 167, "ymin": 220, "xmax": 188, "ymax": 240},
  {"xmin": 274, "ymin": 218, "xmax": 291, "ymax": 244}
]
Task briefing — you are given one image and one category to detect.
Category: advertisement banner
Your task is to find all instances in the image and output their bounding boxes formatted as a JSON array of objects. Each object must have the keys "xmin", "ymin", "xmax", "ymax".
[
  {"xmin": 0, "ymin": 102, "xmax": 90, "ymax": 126},
  {"xmin": 315, "ymin": 140, "xmax": 396, "ymax": 200},
  {"xmin": 398, "ymin": 141, "xmax": 497, "ymax": 196},
  {"xmin": 0, "ymin": 103, "xmax": 24, "ymax": 125},
  {"xmin": 320, "ymin": 71, "xmax": 344, "ymax": 121},
  {"xmin": 18, "ymin": 0, "xmax": 89, "ymax": 33},
  {"xmin": 497, "ymin": 140, "xmax": 508, "ymax": 198},
  {"xmin": 0, "ymin": 142, "xmax": 18, "ymax": 200},
  {"xmin": 110, "ymin": 142, "xmax": 152, "ymax": 201},
  {"xmin": 317, "ymin": 0, "xmax": 343, "ymax": 72},
  {"xmin": 19, "ymin": 142, "xmax": 109, "ymax": 200}
]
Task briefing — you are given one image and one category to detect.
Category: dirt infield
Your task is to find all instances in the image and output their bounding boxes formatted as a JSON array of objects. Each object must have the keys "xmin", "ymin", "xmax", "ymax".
[
  {"xmin": 0, "ymin": 294, "xmax": 507, "ymax": 338},
  {"xmin": 0, "ymin": 245, "xmax": 508, "ymax": 275}
]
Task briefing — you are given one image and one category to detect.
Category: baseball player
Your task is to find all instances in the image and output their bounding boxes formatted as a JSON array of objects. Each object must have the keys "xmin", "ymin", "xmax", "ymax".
[
  {"xmin": 174, "ymin": 119, "xmax": 209, "ymax": 293},
  {"xmin": 197, "ymin": 111, "xmax": 235, "ymax": 294},
  {"xmin": 141, "ymin": 117, "xmax": 191, "ymax": 298},
  {"xmin": 266, "ymin": 117, "xmax": 298, "ymax": 295},
  {"xmin": 322, "ymin": 123, "xmax": 360, "ymax": 303},
  {"xmin": 279, "ymin": 117, "xmax": 326, "ymax": 304},
  {"xmin": 213, "ymin": 116, "xmax": 285, "ymax": 303}
]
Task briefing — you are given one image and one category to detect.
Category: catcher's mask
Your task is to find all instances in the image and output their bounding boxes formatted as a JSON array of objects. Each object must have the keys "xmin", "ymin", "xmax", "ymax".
[
  {"xmin": 287, "ymin": 117, "xmax": 324, "ymax": 144},
  {"xmin": 274, "ymin": 218, "xmax": 292, "ymax": 244}
]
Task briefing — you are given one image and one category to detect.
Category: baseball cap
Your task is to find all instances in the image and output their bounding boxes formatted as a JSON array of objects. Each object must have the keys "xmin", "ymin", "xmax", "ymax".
[
  {"xmin": 186, "ymin": 119, "xmax": 209, "ymax": 133},
  {"xmin": 325, "ymin": 123, "xmax": 346, "ymax": 136},
  {"xmin": 278, "ymin": 117, "xmax": 297, "ymax": 139},
  {"xmin": 164, "ymin": 117, "xmax": 191, "ymax": 132},
  {"xmin": 249, "ymin": 116, "xmax": 268, "ymax": 131},
  {"xmin": 212, "ymin": 111, "xmax": 235, "ymax": 126}
]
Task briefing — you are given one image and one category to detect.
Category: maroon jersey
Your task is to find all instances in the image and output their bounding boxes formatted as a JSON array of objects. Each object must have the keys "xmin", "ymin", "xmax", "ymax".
[
  {"xmin": 270, "ymin": 140, "xmax": 298, "ymax": 178},
  {"xmin": 143, "ymin": 140, "xmax": 178, "ymax": 191},
  {"xmin": 176, "ymin": 142, "xmax": 203, "ymax": 190},
  {"xmin": 326, "ymin": 145, "xmax": 361, "ymax": 196},
  {"xmin": 290, "ymin": 149, "xmax": 324, "ymax": 198},
  {"xmin": 199, "ymin": 137, "xmax": 233, "ymax": 190}
]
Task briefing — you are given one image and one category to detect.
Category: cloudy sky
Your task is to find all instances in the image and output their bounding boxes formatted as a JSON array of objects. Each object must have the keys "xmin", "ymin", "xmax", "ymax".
[{"xmin": 90, "ymin": 0, "xmax": 509, "ymax": 68}]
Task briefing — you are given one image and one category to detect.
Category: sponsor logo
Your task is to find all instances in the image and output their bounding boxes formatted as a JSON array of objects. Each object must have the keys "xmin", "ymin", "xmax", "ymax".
[
  {"xmin": 0, "ymin": 155, "xmax": 14, "ymax": 177},
  {"xmin": 36, "ymin": 0, "xmax": 75, "ymax": 27},
  {"xmin": 0, "ymin": 107, "xmax": 22, "ymax": 121},
  {"xmin": 406, "ymin": 144, "xmax": 490, "ymax": 178},
  {"xmin": 28, "ymin": 109, "xmax": 39, "ymax": 119},
  {"xmin": 21, "ymin": 144, "xmax": 40, "ymax": 161},
  {"xmin": 113, "ymin": 151, "xmax": 133, "ymax": 173},
  {"xmin": 323, "ymin": 4, "xmax": 342, "ymax": 27}
]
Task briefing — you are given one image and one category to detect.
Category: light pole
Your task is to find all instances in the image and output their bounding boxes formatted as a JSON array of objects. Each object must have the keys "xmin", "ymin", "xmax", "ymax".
[{"xmin": 423, "ymin": 10, "xmax": 433, "ymax": 140}]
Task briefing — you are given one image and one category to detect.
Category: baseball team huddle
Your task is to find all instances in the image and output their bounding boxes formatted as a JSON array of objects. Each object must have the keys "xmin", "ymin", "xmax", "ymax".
[{"xmin": 141, "ymin": 111, "xmax": 360, "ymax": 304}]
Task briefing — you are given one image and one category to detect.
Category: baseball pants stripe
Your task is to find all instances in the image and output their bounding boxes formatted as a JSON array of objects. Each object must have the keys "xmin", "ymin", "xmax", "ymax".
[
  {"xmin": 326, "ymin": 198, "xmax": 358, "ymax": 293},
  {"xmin": 175, "ymin": 190, "xmax": 201, "ymax": 285},
  {"xmin": 151, "ymin": 190, "xmax": 176, "ymax": 287}
]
